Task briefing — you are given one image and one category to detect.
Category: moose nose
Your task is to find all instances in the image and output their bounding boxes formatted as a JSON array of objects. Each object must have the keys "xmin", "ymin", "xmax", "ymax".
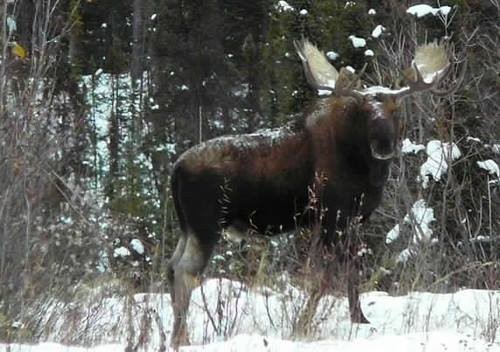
[{"xmin": 370, "ymin": 140, "xmax": 394, "ymax": 160}]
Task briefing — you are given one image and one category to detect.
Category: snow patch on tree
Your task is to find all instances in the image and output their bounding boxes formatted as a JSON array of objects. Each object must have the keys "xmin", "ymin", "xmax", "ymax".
[
  {"xmin": 275, "ymin": 1, "xmax": 295, "ymax": 12},
  {"xmin": 371, "ymin": 25, "xmax": 385, "ymax": 38},
  {"xmin": 401, "ymin": 138, "xmax": 425, "ymax": 155},
  {"xmin": 386, "ymin": 224, "xmax": 400, "ymax": 244},
  {"xmin": 407, "ymin": 4, "xmax": 452, "ymax": 18},
  {"xmin": 418, "ymin": 140, "xmax": 461, "ymax": 189},
  {"xmin": 477, "ymin": 159, "xmax": 500, "ymax": 184},
  {"xmin": 348, "ymin": 35, "xmax": 366, "ymax": 48},
  {"xmin": 130, "ymin": 239, "xmax": 145, "ymax": 255},
  {"xmin": 113, "ymin": 246, "xmax": 131, "ymax": 258},
  {"xmin": 387, "ymin": 199, "xmax": 436, "ymax": 263},
  {"xmin": 326, "ymin": 51, "xmax": 339, "ymax": 61}
]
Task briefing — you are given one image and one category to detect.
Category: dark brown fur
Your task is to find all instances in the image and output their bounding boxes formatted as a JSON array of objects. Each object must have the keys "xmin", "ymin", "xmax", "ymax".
[{"xmin": 168, "ymin": 94, "xmax": 400, "ymax": 347}]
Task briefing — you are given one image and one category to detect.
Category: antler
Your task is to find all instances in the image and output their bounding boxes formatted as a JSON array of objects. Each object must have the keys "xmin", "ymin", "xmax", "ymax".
[
  {"xmin": 294, "ymin": 39, "xmax": 338, "ymax": 92},
  {"xmin": 428, "ymin": 58, "xmax": 467, "ymax": 97},
  {"xmin": 393, "ymin": 42, "xmax": 451, "ymax": 99},
  {"xmin": 295, "ymin": 39, "xmax": 465, "ymax": 99},
  {"xmin": 356, "ymin": 41, "xmax": 465, "ymax": 99},
  {"xmin": 391, "ymin": 64, "xmax": 448, "ymax": 99},
  {"xmin": 294, "ymin": 38, "xmax": 365, "ymax": 97}
]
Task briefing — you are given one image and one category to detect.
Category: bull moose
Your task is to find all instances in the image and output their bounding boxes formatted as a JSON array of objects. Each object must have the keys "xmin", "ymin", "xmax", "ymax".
[{"xmin": 167, "ymin": 38, "xmax": 458, "ymax": 347}]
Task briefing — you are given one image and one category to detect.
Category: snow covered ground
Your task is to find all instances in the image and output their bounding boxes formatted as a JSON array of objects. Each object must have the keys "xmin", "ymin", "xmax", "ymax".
[{"xmin": 1, "ymin": 278, "xmax": 499, "ymax": 351}]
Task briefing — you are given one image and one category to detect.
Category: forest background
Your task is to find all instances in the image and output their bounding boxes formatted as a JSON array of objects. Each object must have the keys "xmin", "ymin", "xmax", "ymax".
[{"xmin": 0, "ymin": 0, "xmax": 498, "ymax": 342}]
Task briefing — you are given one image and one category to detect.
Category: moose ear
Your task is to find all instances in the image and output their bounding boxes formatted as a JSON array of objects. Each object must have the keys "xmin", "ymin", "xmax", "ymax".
[{"xmin": 335, "ymin": 67, "xmax": 363, "ymax": 94}]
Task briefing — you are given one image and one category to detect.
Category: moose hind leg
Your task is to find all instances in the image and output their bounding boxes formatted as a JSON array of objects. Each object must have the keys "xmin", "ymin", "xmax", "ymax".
[
  {"xmin": 167, "ymin": 234, "xmax": 187, "ymax": 305},
  {"xmin": 170, "ymin": 233, "xmax": 217, "ymax": 348}
]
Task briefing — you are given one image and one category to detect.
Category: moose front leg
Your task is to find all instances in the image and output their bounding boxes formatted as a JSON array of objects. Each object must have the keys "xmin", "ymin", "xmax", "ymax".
[
  {"xmin": 321, "ymin": 229, "xmax": 369, "ymax": 324},
  {"xmin": 325, "ymin": 205, "xmax": 370, "ymax": 324},
  {"xmin": 346, "ymin": 253, "xmax": 370, "ymax": 324}
]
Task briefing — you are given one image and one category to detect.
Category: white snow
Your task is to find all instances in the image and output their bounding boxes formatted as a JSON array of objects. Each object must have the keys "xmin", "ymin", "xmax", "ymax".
[
  {"xmin": 299, "ymin": 9, "xmax": 308, "ymax": 15},
  {"xmin": 150, "ymin": 13, "xmax": 157, "ymax": 20},
  {"xmin": 477, "ymin": 159, "xmax": 500, "ymax": 179},
  {"xmin": 371, "ymin": 25, "xmax": 385, "ymax": 38},
  {"xmin": 318, "ymin": 89, "xmax": 333, "ymax": 96},
  {"xmin": 470, "ymin": 235, "xmax": 492, "ymax": 243},
  {"xmin": 407, "ymin": 5, "xmax": 452, "ymax": 18},
  {"xmin": 401, "ymin": 138, "xmax": 425, "ymax": 155},
  {"xmin": 356, "ymin": 85, "xmax": 407, "ymax": 96},
  {"xmin": 11, "ymin": 321, "xmax": 23, "ymax": 329},
  {"xmin": 0, "ymin": 343, "xmax": 123, "ymax": 352},
  {"xmin": 348, "ymin": 35, "xmax": 366, "ymax": 48},
  {"xmin": 407, "ymin": 4, "xmax": 435, "ymax": 17},
  {"xmin": 438, "ymin": 6, "xmax": 452, "ymax": 16},
  {"xmin": 368, "ymin": 8, "xmax": 376, "ymax": 15},
  {"xmin": 113, "ymin": 246, "xmax": 130, "ymax": 258},
  {"xmin": 326, "ymin": 51, "xmax": 339, "ymax": 61},
  {"xmin": 2, "ymin": 278, "xmax": 499, "ymax": 352},
  {"xmin": 492, "ymin": 144, "xmax": 500, "ymax": 154},
  {"xmin": 397, "ymin": 248, "xmax": 414, "ymax": 263},
  {"xmin": 179, "ymin": 126, "xmax": 295, "ymax": 164},
  {"xmin": 406, "ymin": 199, "xmax": 435, "ymax": 243},
  {"xmin": 80, "ymin": 72, "xmax": 151, "ymax": 185},
  {"xmin": 466, "ymin": 136, "xmax": 481, "ymax": 143},
  {"xmin": 385, "ymin": 224, "xmax": 400, "ymax": 244},
  {"xmin": 357, "ymin": 67, "xmax": 446, "ymax": 96},
  {"xmin": 419, "ymin": 140, "xmax": 461, "ymax": 188},
  {"xmin": 276, "ymin": 0, "xmax": 295, "ymax": 12},
  {"xmin": 6, "ymin": 16, "xmax": 16, "ymax": 34},
  {"xmin": 386, "ymin": 199, "xmax": 435, "ymax": 249},
  {"xmin": 364, "ymin": 49, "xmax": 374, "ymax": 57},
  {"xmin": 130, "ymin": 238, "xmax": 145, "ymax": 255},
  {"xmin": 345, "ymin": 65, "xmax": 355, "ymax": 73}
]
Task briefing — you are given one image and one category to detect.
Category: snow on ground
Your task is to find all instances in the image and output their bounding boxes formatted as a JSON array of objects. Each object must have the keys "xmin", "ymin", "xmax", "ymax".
[
  {"xmin": 1, "ymin": 278, "xmax": 499, "ymax": 351},
  {"xmin": 1, "ymin": 332, "xmax": 496, "ymax": 352}
]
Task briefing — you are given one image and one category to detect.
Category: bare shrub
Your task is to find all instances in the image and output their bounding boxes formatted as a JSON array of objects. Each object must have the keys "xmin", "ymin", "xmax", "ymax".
[{"xmin": 0, "ymin": 0, "xmax": 106, "ymax": 341}]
